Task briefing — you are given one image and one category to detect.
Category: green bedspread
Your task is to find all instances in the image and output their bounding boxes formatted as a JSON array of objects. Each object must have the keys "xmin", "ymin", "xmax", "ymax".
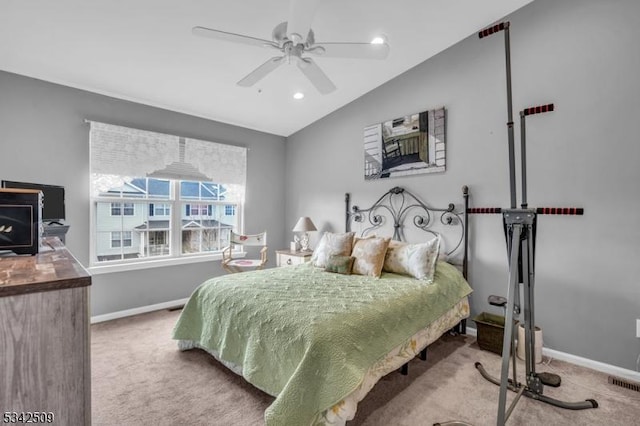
[{"xmin": 172, "ymin": 261, "xmax": 472, "ymax": 426}]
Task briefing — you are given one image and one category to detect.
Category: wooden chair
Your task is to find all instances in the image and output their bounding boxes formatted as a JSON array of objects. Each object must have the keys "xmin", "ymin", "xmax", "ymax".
[
  {"xmin": 383, "ymin": 138, "xmax": 402, "ymax": 159},
  {"xmin": 222, "ymin": 231, "xmax": 268, "ymax": 273}
]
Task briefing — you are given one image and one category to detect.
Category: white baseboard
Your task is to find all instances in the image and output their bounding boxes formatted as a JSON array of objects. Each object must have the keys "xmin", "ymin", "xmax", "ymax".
[
  {"xmin": 466, "ymin": 326, "xmax": 640, "ymax": 383},
  {"xmin": 90, "ymin": 298, "xmax": 189, "ymax": 324}
]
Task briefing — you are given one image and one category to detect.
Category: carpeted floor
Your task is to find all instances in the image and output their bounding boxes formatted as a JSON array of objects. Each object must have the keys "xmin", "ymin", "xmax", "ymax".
[{"xmin": 91, "ymin": 309, "xmax": 640, "ymax": 425}]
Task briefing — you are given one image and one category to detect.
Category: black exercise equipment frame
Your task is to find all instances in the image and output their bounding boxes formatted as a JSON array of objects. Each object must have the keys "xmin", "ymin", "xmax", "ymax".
[{"xmin": 468, "ymin": 21, "xmax": 597, "ymax": 426}]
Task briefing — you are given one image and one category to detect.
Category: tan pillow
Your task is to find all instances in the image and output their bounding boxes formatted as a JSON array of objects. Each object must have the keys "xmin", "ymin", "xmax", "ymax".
[
  {"xmin": 351, "ymin": 236, "xmax": 391, "ymax": 277},
  {"xmin": 310, "ymin": 232, "xmax": 355, "ymax": 268},
  {"xmin": 383, "ymin": 235, "xmax": 441, "ymax": 282}
]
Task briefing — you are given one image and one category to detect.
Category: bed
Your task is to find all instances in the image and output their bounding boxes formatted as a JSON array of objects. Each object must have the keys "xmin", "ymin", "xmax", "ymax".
[{"xmin": 173, "ymin": 186, "xmax": 472, "ymax": 426}]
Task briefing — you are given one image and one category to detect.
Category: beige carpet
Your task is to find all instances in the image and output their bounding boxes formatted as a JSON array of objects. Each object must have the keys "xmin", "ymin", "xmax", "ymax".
[{"xmin": 91, "ymin": 309, "xmax": 640, "ymax": 425}]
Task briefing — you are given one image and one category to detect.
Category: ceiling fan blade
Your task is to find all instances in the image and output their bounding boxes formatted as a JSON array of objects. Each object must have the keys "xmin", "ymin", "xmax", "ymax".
[
  {"xmin": 297, "ymin": 57, "xmax": 336, "ymax": 94},
  {"xmin": 287, "ymin": 0, "xmax": 320, "ymax": 44},
  {"xmin": 192, "ymin": 26, "xmax": 277, "ymax": 49},
  {"xmin": 237, "ymin": 56, "xmax": 285, "ymax": 87},
  {"xmin": 310, "ymin": 42, "xmax": 390, "ymax": 59}
]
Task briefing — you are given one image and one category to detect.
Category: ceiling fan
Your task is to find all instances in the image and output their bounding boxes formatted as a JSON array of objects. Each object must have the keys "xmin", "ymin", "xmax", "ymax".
[{"xmin": 192, "ymin": 0, "xmax": 390, "ymax": 95}]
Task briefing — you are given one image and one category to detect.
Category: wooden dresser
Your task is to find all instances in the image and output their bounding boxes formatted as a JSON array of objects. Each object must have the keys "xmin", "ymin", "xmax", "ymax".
[{"xmin": 0, "ymin": 238, "xmax": 91, "ymax": 425}]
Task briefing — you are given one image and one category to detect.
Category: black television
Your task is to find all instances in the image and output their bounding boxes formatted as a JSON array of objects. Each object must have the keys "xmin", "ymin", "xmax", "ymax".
[{"xmin": 1, "ymin": 180, "xmax": 66, "ymax": 223}]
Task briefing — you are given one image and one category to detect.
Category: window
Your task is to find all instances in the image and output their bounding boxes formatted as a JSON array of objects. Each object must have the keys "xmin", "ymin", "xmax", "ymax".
[
  {"xmin": 111, "ymin": 231, "xmax": 132, "ymax": 248},
  {"xmin": 111, "ymin": 232, "xmax": 121, "ymax": 248},
  {"xmin": 150, "ymin": 203, "xmax": 170, "ymax": 217},
  {"xmin": 111, "ymin": 203, "xmax": 134, "ymax": 216},
  {"xmin": 89, "ymin": 121, "xmax": 246, "ymax": 268},
  {"xmin": 186, "ymin": 203, "xmax": 211, "ymax": 216}
]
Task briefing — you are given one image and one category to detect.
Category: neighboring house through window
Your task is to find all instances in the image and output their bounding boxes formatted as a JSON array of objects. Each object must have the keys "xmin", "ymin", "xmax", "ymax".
[{"xmin": 89, "ymin": 121, "xmax": 247, "ymax": 268}]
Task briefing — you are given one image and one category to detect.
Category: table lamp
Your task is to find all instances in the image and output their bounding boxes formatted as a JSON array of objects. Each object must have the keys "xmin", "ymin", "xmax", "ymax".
[{"xmin": 292, "ymin": 217, "xmax": 317, "ymax": 252}]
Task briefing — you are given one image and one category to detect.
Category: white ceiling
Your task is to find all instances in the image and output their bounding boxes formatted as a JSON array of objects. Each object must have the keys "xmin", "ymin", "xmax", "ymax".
[{"xmin": 0, "ymin": 0, "xmax": 533, "ymax": 137}]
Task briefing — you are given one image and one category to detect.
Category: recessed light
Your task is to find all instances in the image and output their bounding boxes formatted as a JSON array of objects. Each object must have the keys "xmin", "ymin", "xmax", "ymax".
[
  {"xmin": 371, "ymin": 36, "xmax": 385, "ymax": 45},
  {"xmin": 293, "ymin": 92, "xmax": 305, "ymax": 100}
]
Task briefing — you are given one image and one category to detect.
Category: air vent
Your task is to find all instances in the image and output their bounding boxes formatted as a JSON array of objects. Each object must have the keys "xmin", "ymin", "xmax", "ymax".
[{"xmin": 608, "ymin": 375, "xmax": 640, "ymax": 392}]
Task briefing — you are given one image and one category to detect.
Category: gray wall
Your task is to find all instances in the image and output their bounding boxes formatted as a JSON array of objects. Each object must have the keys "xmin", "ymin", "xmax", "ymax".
[
  {"xmin": 286, "ymin": 0, "xmax": 640, "ymax": 371},
  {"xmin": 0, "ymin": 71, "xmax": 286, "ymax": 316}
]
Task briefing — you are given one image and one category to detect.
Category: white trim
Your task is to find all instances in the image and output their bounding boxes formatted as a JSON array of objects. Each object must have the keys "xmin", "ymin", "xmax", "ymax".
[
  {"xmin": 466, "ymin": 326, "xmax": 478, "ymax": 337},
  {"xmin": 541, "ymin": 347, "xmax": 640, "ymax": 383},
  {"xmin": 91, "ymin": 297, "xmax": 189, "ymax": 324},
  {"xmin": 88, "ymin": 251, "xmax": 245, "ymax": 275},
  {"xmin": 467, "ymin": 327, "xmax": 640, "ymax": 383}
]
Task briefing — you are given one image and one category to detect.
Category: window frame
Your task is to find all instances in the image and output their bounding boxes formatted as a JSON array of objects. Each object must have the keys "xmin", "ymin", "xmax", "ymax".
[
  {"xmin": 225, "ymin": 204, "xmax": 236, "ymax": 216},
  {"xmin": 110, "ymin": 231, "xmax": 122, "ymax": 248},
  {"xmin": 122, "ymin": 231, "xmax": 133, "ymax": 247},
  {"xmin": 89, "ymin": 179, "xmax": 244, "ymax": 274},
  {"xmin": 123, "ymin": 203, "xmax": 135, "ymax": 216},
  {"xmin": 152, "ymin": 203, "xmax": 171, "ymax": 217},
  {"xmin": 110, "ymin": 202, "xmax": 135, "ymax": 216},
  {"xmin": 110, "ymin": 231, "xmax": 133, "ymax": 248},
  {"xmin": 110, "ymin": 203, "xmax": 121, "ymax": 216}
]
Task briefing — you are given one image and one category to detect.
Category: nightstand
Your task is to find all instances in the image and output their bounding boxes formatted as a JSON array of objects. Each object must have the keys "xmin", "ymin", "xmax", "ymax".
[{"xmin": 276, "ymin": 249, "xmax": 312, "ymax": 267}]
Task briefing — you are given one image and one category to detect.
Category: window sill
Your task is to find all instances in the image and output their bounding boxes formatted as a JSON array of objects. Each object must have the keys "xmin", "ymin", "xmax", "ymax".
[{"xmin": 88, "ymin": 252, "xmax": 246, "ymax": 275}]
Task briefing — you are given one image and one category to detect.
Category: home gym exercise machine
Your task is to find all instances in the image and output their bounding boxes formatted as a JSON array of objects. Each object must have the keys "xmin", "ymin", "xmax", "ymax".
[{"xmin": 439, "ymin": 21, "xmax": 599, "ymax": 426}]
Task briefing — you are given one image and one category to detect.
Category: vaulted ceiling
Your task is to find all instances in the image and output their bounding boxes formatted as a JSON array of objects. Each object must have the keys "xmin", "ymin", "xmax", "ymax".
[{"xmin": 0, "ymin": 0, "xmax": 533, "ymax": 136}]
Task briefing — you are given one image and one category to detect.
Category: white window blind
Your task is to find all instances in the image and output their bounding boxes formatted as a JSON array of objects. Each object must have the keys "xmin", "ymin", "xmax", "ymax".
[{"xmin": 89, "ymin": 121, "xmax": 247, "ymax": 200}]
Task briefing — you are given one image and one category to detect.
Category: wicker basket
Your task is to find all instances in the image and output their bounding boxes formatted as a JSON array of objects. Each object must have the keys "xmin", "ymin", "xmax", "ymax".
[{"xmin": 473, "ymin": 312, "xmax": 517, "ymax": 355}]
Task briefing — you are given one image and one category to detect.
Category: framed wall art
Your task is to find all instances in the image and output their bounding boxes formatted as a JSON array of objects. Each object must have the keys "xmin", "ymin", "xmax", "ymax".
[{"xmin": 363, "ymin": 106, "xmax": 445, "ymax": 180}]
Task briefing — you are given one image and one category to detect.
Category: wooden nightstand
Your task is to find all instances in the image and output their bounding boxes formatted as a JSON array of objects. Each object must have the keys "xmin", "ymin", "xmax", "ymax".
[{"xmin": 276, "ymin": 249, "xmax": 313, "ymax": 267}]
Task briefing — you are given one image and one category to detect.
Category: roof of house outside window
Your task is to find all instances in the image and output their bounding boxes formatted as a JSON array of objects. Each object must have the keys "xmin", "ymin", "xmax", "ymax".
[
  {"xmin": 99, "ymin": 178, "xmax": 228, "ymax": 200},
  {"xmin": 133, "ymin": 219, "xmax": 233, "ymax": 230}
]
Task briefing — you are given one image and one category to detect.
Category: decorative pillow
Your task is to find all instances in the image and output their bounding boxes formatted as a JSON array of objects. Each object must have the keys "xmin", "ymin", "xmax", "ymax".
[
  {"xmin": 438, "ymin": 237, "xmax": 449, "ymax": 262},
  {"xmin": 351, "ymin": 236, "xmax": 391, "ymax": 278},
  {"xmin": 383, "ymin": 235, "xmax": 441, "ymax": 282},
  {"xmin": 324, "ymin": 255, "xmax": 355, "ymax": 275},
  {"xmin": 310, "ymin": 232, "xmax": 355, "ymax": 268}
]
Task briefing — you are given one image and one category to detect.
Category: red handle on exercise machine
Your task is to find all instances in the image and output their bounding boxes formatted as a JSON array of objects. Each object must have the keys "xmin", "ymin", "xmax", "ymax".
[
  {"xmin": 522, "ymin": 104, "xmax": 554, "ymax": 116},
  {"xmin": 468, "ymin": 207, "xmax": 583, "ymax": 215},
  {"xmin": 467, "ymin": 207, "xmax": 503, "ymax": 214},
  {"xmin": 478, "ymin": 22, "xmax": 510, "ymax": 39},
  {"xmin": 536, "ymin": 207, "xmax": 584, "ymax": 215}
]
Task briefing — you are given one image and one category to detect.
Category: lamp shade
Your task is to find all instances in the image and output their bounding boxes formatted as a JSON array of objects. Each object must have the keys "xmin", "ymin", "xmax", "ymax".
[{"xmin": 292, "ymin": 216, "xmax": 317, "ymax": 232}]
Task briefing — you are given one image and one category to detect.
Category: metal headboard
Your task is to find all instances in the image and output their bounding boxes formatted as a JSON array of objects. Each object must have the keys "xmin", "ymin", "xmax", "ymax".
[{"xmin": 345, "ymin": 186, "xmax": 470, "ymax": 278}]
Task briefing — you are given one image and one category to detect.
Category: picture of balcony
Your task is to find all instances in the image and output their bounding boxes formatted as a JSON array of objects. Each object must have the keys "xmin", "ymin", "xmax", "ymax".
[{"xmin": 364, "ymin": 107, "xmax": 445, "ymax": 180}]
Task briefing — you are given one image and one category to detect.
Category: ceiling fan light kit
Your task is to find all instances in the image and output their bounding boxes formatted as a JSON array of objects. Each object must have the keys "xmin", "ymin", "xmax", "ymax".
[{"xmin": 193, "ymin": 0, "xmax": 390, "ymax": 95}]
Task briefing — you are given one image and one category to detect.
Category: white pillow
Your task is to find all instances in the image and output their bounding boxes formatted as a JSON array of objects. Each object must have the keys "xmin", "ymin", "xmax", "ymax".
[
  {"xmin": 383, "ymin": 235, "xmax": 441, "ymax": 282},
  {"xmin": 438, "ymin": 236, "xmax": 449, "ymax": 262},
  {"xmin": 310, "ymin": 232, "xmax": 355, "ymax": 268}
]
